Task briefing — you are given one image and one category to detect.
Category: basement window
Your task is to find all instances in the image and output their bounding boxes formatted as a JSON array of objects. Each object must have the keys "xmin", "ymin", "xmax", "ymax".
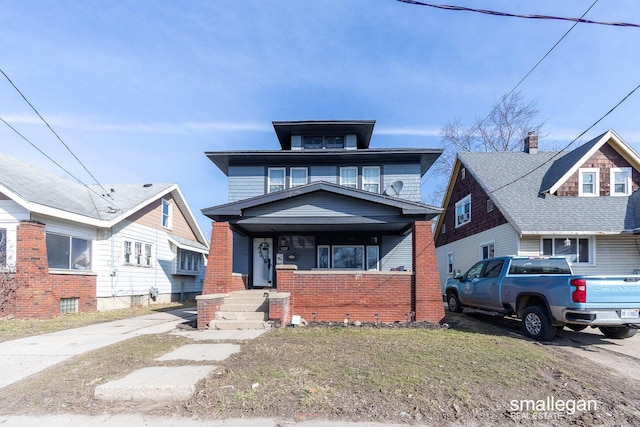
[{"xmin": 60, "ymin": 297, "xmax": 79, "ymax": 314}]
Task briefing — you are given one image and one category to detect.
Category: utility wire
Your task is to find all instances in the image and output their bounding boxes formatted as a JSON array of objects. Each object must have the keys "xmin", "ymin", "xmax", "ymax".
[
  {"xmin": 396, "ymin": 0, "xmax": 640, "ymax": 28},
  {"xmin": 0, "ymin": 67, "xmax": 109, "ymax": 197},
  {"xmin": 0, "ymin": 115, "xmax": 122, "ymax": 211},
  {"xmin": 488, "ymin": 82, "xmax": 640, "ymax": 195}
]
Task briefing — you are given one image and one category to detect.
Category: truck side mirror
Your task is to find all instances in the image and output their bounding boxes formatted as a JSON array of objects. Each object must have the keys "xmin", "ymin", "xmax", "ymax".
[{"xmin": 453, "ymin": 269, "xmax": 463, "ymax": 280}]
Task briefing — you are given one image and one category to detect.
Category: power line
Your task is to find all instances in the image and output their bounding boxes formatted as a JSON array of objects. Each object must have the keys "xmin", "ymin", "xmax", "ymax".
[
  {"xmin": 396, "ymin": 1, "xmax": 640, "ymax": 28},
  {"xmin": 0, "ymin": 115, "xmax": 122, "ymax": 211},
  {"xmin": 0, "ymin": 67, "xmax": 109, "ymax": 196}
]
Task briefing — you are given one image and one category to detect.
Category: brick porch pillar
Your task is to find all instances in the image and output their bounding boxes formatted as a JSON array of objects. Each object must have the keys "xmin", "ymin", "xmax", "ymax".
[
  {"xmin": 14, "ymin": 220, "xmax": 54, "ymax": 318},
  {"xmin": 202, "ymin": 222, "xmax": 236, "ymax": 294},
  {"xmin": 412, "ymin": 220, "xmax": 445, "ymax": 323}
]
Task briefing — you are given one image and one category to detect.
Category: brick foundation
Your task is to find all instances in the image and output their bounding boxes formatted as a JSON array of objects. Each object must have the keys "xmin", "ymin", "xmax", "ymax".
[
  {"xmin": 202, "ymin": 222, "xmax": 245, "ymax": 294},
  {"xmin": 196, "ymin": 293, "xmax": 227, "ymax": 329}
]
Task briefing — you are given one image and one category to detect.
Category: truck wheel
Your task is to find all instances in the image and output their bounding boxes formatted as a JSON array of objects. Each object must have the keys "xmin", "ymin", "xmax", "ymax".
[
  {"xmin": 598, "ymin": 326, "xmax": 637, "ymax": 339},
  {"xmin": 522, "ymin": 306, "xmax": 556, "ymax": 341},
  {"xmin": 447, "ymin": 293, "xmax": 463, "ymax": 313},
  {"xmin": 566, "ymin": 324, "xmax": 588, "ymax": 332}
]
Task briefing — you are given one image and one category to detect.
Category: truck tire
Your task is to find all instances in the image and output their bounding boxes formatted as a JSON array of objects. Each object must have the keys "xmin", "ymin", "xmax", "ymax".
[
  {"xmin": 522, "ymin": 306, "xmax": 556, "ymax": 341},
  {"xmin": 447, "ymin": 292, "xmax": 463, "ymax": 313},
  {"xmin": 598, "ymin": 326, "xmax": 637, "ymax": 339}
]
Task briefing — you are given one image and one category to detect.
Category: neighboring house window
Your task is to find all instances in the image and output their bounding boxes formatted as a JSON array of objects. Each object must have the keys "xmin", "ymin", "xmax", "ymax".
[
  {"xmin": 46, "ymin": 233, "xmax": 92, "ymax": 270},
  {"xmin": 481, "ymin": 241, "xmax": 495, "ymax": 259},
  {"xmin": 455, "ymin": 194, "xmax": 471, "ymax": 227},
  {"xmin": 0, "ymin": 228, "xmax": 6, "ymax": 267},
  {"xmin": 579, "ymin": 168, "xmax": 599, "ymax": 197},
  {"xmin": 178, "ymin": 249, "xmax": 201, "ymax": 274},
  {"xmin": 125, "ymin": 240, "xmax": 153, "ymax": 267},
  {"xmin": 363, "ymin": 166, "xmax": 380, "ymax": 193},
  {"xmin": 366, "ymin": 246, "xmax": 379, "ymax": 271},
  {"xmin": 60, "ymin": 297, "xmax": 79, "ymax": 314},
  {"xmin": 340, "ymin": 167, "xmax": 358, "ymax": 188},
  {"xmin": 611, "ymin": 167, "xmax": 632, "ymax": 196},
  {"xmin": 268, "ymin": 167, "xmax": 286, "ymax": 193},
  {"xmin": 318, "ymin": 245, "xmax": 330, "ymax": 268},
  {"xmin": 542, "ymin": 237, "xmax": 591, "ymax": 264},
  {"xmin": 290, "ymin": 167, "xmax": 308, "ymax": 187},
  {"xmin": 332, "ymin": 245, "xmax": 364, "ymax": 269},
  {"xmin": 162, "ymin": 199, "xmax": 173, "ymax": 229},
  {"xmin": 447, "ymin": 252, "xmax": 454, "ymax": 275}
]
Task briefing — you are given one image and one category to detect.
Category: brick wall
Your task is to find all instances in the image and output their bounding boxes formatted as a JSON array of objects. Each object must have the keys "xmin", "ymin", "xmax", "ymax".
[
  {"xmin": 413, "ymin": 221, "xmax": 445, "ymax": 323},
  {"xmin": 196, "ymin": 294, "xmax": 226, "ymax": 329},
  {"xmin": 13, "ymin": 220, "xmax": 97, "ymax": 319}
]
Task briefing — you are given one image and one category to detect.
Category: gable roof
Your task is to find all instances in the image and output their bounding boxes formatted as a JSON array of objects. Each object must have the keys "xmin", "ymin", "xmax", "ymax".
[
  {"xmin": 0, "ymin": 153, "xmax": 208, "ymax": 245},
  {"xmin": 440, "ymin": 130, "xmax": 640, "ymax": 236},
  {"xmin": 202, "ymin": 181, "xmax": 441, "ymax": 233}
]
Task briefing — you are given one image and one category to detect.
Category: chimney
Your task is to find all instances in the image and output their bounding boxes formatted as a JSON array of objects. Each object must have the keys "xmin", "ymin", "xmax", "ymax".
[{"xmin": 524, "ymin": 131, "xmax": 538, "ymax": 154}]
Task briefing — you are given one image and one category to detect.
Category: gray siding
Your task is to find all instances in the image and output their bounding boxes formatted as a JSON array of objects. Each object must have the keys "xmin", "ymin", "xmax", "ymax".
[
  {"xmin": 382, "ymin": 164, "xmax": 422, "ymax": 202},
  {"xmin": 232, "ymin": 231, "xmax": 250, "ymax": 274},
  {"xmin": 381, "ymin": 233, "xmax": 413, "ymax": 271},
  {"xmin": 245, "ymin": 193, "xmax": 399, "ymax": 218},
  {"xmin": 310, "ymin": 165, "xmax": 337, "ymax": 184},
  {"xmin": 228, "ymin": 166, "xmax": 264, "ymax": 202}
]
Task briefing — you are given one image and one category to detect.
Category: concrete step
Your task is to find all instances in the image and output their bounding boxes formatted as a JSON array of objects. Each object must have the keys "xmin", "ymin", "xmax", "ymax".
[
  {"xmin": 209, "ymin": 319, "xmax": 271, "ymax": 330},
  {"xmin": 228, "ymin": 290, "xmax": 271, "ymax": 298},
  {"xmin": 214, "ymin": 311, "xmax": 269, "ymax": 321},
  {"xmin": 218, "ymin": 302, "xmax": 267, "ymax": 312},
  {"xmin": 224, "ymin": 296, "xmax": 269, "ymax": 306}
]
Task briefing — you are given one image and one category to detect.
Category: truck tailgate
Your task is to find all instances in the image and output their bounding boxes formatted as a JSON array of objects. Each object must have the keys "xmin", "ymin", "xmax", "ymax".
[{"xmin": 586, "ymin": 276, "xmax": 640, "ymax": 304}]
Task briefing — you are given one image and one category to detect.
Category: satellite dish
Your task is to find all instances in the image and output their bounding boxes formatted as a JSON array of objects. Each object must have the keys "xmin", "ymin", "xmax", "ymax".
[{"xmin": 384, "ymin": 180, "xmax": 403, "ymax": 197}]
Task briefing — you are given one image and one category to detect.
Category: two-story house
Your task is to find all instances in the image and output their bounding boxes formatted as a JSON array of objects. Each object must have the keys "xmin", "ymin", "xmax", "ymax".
[
  {"xmin": 434, "ymin": 130, "xmax": 640, "ymax": 296},
  {"xmin": 197, "ymin": 120, "xmax": 446, "ymax": 328},
  {"xmin": 0, "ymin": 152, "xmax": 209, "ymax": 318}
]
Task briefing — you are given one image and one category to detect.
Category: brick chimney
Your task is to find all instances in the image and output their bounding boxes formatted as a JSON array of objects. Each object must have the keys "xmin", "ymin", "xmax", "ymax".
[{"xmin": 524, "ymin": 131, "xmax": 538, "ymax": 154}]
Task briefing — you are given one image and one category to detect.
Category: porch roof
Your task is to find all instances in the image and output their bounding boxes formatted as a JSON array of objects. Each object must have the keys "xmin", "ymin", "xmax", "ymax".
[{"xmin": 202, "ymin": 181, "xmax": 441, "ymax": 234}]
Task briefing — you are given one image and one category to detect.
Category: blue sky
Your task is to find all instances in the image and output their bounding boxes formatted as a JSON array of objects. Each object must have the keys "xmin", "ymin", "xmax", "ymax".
[{"xmin": 1, "ymin": 1, "xmax": 640, "ymax": 234}]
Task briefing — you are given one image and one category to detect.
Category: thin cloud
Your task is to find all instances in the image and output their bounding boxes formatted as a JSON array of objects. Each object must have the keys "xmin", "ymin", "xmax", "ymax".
[{"xmin": 375, "ymin": 126, "xmax": 441, "ymax": 137}]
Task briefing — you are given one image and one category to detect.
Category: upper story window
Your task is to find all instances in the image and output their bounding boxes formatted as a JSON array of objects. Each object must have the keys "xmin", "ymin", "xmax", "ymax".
[
  {"xmin": 455, "ymin": 194, "xmax": 471, "ymax": 227},
  {"xmin": 579, "ymin": 168, "xmax": 599, "ymax": 197},
  {"xmin": 290, "ymin": 167, "xmax": 308, "ymax": 188},
  {"xmin": 303, "ymin": 135, "xmax": 344, "ymax": 149},
  {"xmin": 162, "ymin": 199, "xmax": 172, "ymax": 229},
  {"xmin": 268, "ymin": 167, "xmax": 286, "ymax": 193},
  {"xmin": 611, "ymin": 167, "xmax": 632, "ymax": 196},
  {"xmin": 340, "ymin": 167, "xmax": 358, "ymax": 188},
  {"xmin": 46, "ymin": 233, "xmax": 92, "ymax": 270},
  {"xmin": 363, "ymin": 166, "xmax": 380, "ymax": 193}
]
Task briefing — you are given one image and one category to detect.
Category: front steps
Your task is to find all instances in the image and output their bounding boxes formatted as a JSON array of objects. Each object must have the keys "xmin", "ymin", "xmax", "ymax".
[{"xmin": 208, "ymin": 290, "xmax": 271, "ymax": 330}]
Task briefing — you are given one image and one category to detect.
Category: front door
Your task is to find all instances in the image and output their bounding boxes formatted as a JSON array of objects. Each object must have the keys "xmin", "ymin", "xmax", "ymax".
[{"xmin": 252, "ymin": 238, "xmax": 273, "ymax": 287}]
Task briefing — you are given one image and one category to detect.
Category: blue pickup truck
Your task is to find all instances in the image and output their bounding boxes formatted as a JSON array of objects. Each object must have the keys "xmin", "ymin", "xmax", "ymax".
[{"xmin": 444, "ymin": 256, "xmax": 640, "ymax": 341}]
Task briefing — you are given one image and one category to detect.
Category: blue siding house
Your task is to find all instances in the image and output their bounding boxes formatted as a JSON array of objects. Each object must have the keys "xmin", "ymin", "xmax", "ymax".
[{"xmin": 198, "ymin": 120, "xmax": 445, "ymax": 328}]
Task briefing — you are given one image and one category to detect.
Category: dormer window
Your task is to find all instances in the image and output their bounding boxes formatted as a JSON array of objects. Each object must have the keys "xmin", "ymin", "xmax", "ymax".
[
  {"xmin": 303, "ymin": 135, "xmax": 345, "ymax": 149},
  {"xmin": 611, "ymin": 167, "xmax": 631, "ymax": 196},
  {"xmin": 579, "ymin": 168, "xmax": 599, "ymax": 197}
]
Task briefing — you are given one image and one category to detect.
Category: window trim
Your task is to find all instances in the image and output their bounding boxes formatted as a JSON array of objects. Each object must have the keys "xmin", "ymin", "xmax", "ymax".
[
  {"xmin": 46, "ymin": 232, "xmax": 92, "ymax": 271},
  {"xmin": 339, "ymin": 166, "xmax": 358, "ymax": 189},
  {"xmin": 290, "ymin": 167, "xmax": 308, "ymax": 188},
  {"xmin": 610, "ymin": 167, "xmax": 632, "ymax": 196},
  {"xmin": 366, "ymin": 245, "xmax": 379, "ymax": 271},
  {"xmin": 362, "ymin": 166, "xmax": 381, "ymax": 193},
  {"xmin": 268, "ymin": 167, "xmax": 286, "ymax": 193},
  {"xmin": 317, "ymin": 245, "xmax": 330, "ymax": 269},
  {"xmin": 480, "ymin": 240, "xmax": 495, "ymax": 260},
  {"xmin": 161, "ymin": 199, "xmax": 173, "ymax": 229},
  {"xmin": 447, "ymin": 251, "xmax": 454, "ymax": 275},
  {"xmin": 579, "ymin": 167, "xmax": 600, "ymax": 197},
  {"xmin": 124, "ymin": 239, "xmax": 153, "ymax": 267},
  {"xmin": 455, "ymin": 194, "xmax": 472, "ymax": 228}
]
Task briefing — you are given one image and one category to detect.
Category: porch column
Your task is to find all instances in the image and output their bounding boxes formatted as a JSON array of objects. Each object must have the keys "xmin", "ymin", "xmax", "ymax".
[
  {"xmin": 202, "ymin": 221, "xmax": 235, "ymax": 294},
  {"xmin": 412, "ymin": 220, "xmax": 445, "ymax": 323}
]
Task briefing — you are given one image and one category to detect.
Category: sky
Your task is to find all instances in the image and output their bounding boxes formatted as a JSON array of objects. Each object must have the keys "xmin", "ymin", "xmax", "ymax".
[{"xmin": 1, "ymin": 0, "xmax": 640, "ymax": 236}]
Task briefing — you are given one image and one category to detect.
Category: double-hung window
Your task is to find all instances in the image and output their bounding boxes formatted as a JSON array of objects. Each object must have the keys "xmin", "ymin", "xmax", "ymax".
[
  {"xmin": 340, "ymin": 167, "xmax": 358, "ymax": 188},
  {"xmin": 290, "ymin": 167, "xmax": 308, "ymax": 188},
  {"xmin": 162, "ymin": 199, "xmax": 172, "ymax": 229},
  {"xmin": 611, "ymin": 167, "xmax": 632, "ymax": 196},
  {"xmin": 579, "ymin": 168, "xmax": 599, "ymax": 197},
  {"xmin": 455, "ymin": 194, "xmax": 471, "ymax": 227},
  {"xmin": 268, "ymin": 167, "xmax": 286, "ymax": 193},
  {"xmin": 125, "ymin": 240, "xmax": 153, "ymax": 267},
  {"xmin": 362, "ymin": 166, "xmax": 380, "ymax": 193}
]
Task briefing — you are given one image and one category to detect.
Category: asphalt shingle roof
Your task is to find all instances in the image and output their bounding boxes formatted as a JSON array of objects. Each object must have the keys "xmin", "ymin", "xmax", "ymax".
[{"xmin": 458, "ymin": 146, "xmax": 638, "ymax": 234}]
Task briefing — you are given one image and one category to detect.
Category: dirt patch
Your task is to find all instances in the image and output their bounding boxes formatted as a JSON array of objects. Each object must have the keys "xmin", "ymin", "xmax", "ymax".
[{"xmin": 0, "ymin": 314, "xmax": 638, "ymax": 426}]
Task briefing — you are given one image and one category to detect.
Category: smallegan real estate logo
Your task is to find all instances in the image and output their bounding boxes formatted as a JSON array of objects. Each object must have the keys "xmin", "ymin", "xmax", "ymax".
[{"xmin": 509, "ymin": 396, "xmax": 598, "ymax": 420}]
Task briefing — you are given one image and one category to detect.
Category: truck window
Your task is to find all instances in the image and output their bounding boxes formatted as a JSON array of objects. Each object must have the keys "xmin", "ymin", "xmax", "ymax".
[
  {"xmin": 508, "ymin": 258, "xmax": 571, "ymax": 275},
  {"xmin": 466, "ymin": 261, "xmax": 485, "ymax": 279},
  {"xmin": 483, "ymin": 260, "xmax": 504, "ymax": 278}
]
